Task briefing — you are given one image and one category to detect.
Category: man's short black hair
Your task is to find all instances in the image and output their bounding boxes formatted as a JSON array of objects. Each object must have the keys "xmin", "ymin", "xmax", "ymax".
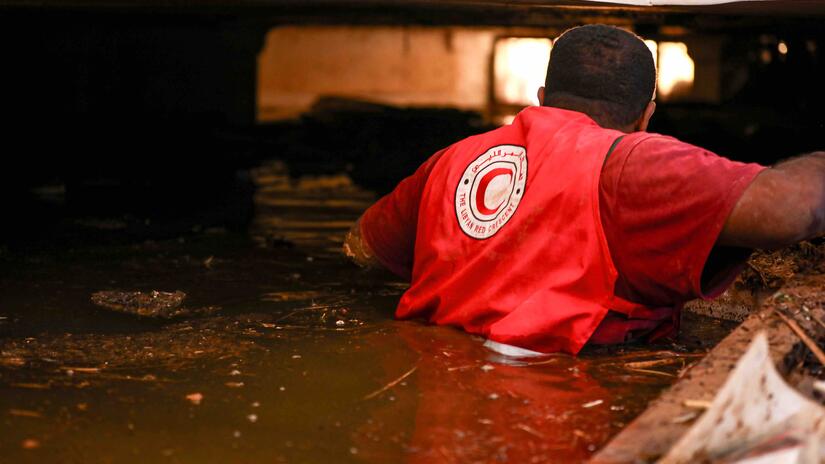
[{"xmin": 544, "ymin": 24, "xmax": 656, "ymax": 128}]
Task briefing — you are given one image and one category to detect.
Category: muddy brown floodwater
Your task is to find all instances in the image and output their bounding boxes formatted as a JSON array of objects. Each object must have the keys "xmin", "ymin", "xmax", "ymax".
[{"xmin": 0, "ymin": 162, "xmax": 735, "ymax": 463}]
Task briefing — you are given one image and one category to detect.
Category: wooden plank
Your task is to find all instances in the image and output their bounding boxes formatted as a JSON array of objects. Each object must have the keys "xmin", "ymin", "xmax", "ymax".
[{"xmin": 590, "ymin": 280, "xmax": 825, "ymax": 464}]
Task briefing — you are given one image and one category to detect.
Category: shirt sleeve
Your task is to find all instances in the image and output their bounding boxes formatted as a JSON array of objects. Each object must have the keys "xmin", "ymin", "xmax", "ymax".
[
  {"xmin": 359, "ymin": 148, "xmax": 448, "ymax": 280},
  {"xmin": 599, "ymin": 134, "xmax": 767, "ymax": 306}
]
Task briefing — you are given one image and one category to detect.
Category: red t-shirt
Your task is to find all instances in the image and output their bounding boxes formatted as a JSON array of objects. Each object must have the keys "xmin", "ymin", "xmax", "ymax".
[{"xmin": 360, "ymin": 109, "xmax": 765, "ymax": 344}]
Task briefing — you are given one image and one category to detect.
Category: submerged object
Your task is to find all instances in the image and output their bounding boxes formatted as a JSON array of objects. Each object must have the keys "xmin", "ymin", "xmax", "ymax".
[{"xmin": 90, "ymin": 290, "xmax": 219, "ymax": 319}]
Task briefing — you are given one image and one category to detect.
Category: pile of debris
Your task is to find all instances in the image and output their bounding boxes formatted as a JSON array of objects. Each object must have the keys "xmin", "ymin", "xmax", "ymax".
[{"xmin": 740, "ymin": 240, "xmax": 825, "ymax": 291}]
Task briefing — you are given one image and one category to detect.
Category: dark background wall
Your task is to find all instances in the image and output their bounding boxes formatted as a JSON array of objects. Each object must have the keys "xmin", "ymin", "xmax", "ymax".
[
  {"xmin": 1, "ymin": 2, "xmax": 824, "ymax": 247},
  {"xmin": 0, "ymin": 11, "xmax": 264, "ymax": 239}
]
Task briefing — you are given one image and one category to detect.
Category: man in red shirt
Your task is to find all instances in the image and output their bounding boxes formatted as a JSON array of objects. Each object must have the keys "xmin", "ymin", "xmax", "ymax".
[{"xmin": 343, "ymin": 24, "xmax": 825, "ymax": 354}]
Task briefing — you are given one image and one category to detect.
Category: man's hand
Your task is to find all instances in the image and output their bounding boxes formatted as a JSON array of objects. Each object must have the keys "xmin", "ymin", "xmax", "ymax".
[
  {"xmin": 343, "ymin": 217, "xmax": 385, "ymax": 270},
  {"xmin": 719, "ymin": 151, "xmax": 825, "ymax": 249}
]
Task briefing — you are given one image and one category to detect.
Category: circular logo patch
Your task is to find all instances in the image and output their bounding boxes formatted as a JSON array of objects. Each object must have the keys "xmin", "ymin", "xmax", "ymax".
[{"xmin": 455, "ymin": 145, "xmax": 527, "ymax": 239}]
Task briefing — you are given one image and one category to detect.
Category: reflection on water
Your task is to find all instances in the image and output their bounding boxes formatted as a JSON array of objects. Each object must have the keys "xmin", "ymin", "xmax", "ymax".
[{"xmin": 0, "ymin": 162, "xmax": 734, "ymax": 463}]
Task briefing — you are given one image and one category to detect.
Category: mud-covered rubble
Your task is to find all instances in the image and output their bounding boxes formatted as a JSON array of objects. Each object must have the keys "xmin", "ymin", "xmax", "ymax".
[
  {"xmin": 737, "ymin": 241, "xmax": 825, "ymax": 388},
  {"xmin": 0, "ymin": 307, "xmax": 372, "ymax": 389},
  {"xmin": 708, "ymin": 260, "xmax": 825, "ymax": 392},
  {"xmin": 592, "ymin": 246, "xmax": 825, "ymax": 463},
  {"xmin": 90, "ymin": 290, "xmax": 220, "ymax": 319},
  {"xmin": 687, "ymin": 240, "xmax": 825, "ymax": 322},
  {"xmin": 740, "ymin": 240, "xmax": 825, "ymax": 291}
]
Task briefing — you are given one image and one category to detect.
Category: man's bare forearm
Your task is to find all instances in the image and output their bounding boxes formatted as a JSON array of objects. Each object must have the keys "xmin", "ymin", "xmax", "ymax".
[
  {"xmin": 769, "ymin": 151, "xmax": 825, "ymax": 243},
  {"xmin": 720, "ymin": 151, "xmax": 825, "ymax": 249}
]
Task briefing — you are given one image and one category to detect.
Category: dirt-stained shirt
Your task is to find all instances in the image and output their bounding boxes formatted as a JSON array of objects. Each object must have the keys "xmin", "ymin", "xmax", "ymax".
[{"xmin": 359, "ymin": 107, "xmax": 765, "ymax": 349}]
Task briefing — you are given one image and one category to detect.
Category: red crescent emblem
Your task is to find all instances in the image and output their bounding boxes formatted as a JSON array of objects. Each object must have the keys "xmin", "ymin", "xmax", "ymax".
[{"xmin": 475, "ymin": 168, "xmax": 512, "ymax": 215}]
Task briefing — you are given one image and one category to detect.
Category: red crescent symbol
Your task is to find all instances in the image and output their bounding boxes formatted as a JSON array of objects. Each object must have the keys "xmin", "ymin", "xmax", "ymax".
[{"xmin": 475, "ymin": 168, "xmax": 512, "ymax": 215}]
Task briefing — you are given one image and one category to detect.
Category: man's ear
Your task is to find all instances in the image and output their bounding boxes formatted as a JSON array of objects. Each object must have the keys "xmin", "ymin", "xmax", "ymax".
[
  {"xmin": 537, "ymin": 87, "xmax": 545, "ymax": 106},
  {"xmin": 636, "ymin": 101, "xmax": 656, "ymax": 132}
]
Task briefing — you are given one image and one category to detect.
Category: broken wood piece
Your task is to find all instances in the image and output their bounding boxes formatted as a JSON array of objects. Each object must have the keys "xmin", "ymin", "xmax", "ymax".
[
  {"xmin": 514, "ymin": 423, "xmax": 545, "ymax": 438},
  {"xmin": 661, "ymin": 332, "xmax": 825, "ymax": 463},
  {"xmin": 589, "ymin": 301, "xmax": 802, "ymax": 464},
  {"xmin": 774, "ymin": 309, "xmax": 825, "ymax": 367},
  {"xmin": 682, "ymin": 399, "xmax": 713, "ymax": 409},
  {"xmin": 592, "ymin": 274, "xmax": 825, "ymax": 464},
  {"xmin": 627, "ymin": 368, "xmax": 676, "ymax": 377},
  {"xmin": 582, "ymin": 399, "xmax": 604, "ymax": 408},
  {"xmin": 446, "ymin": 364, "xmax": 475, "ymax": 372},
  {"xmin": 363, "ymin": 364, "xmax": 418, "ymax": 400},
  {"xmin": 624, "ymin": 358, "xmax": 684, "ymax": 369}
]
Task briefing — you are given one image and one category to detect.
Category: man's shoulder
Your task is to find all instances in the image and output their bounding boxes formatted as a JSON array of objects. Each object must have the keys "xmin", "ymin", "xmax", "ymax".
[
  {"xmin": 604, "ymin": 130, "xmax": 764, "ymax": 195},
  {"xmin": 618, "ymin": 132, "xmax": 695, "ymax": 155},
  {"xmin": 601, "ymin": 131, "xmax": 740, "ymax": 199},
  {"xmin": 607, "ymin": 132, "xmax": 714, "ymax": 172}
]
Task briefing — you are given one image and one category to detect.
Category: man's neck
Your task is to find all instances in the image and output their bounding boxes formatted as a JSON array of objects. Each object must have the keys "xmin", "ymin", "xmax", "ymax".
[{"xmin": 543, "ymin": 94, "xmax": 631, "ymax": 132}]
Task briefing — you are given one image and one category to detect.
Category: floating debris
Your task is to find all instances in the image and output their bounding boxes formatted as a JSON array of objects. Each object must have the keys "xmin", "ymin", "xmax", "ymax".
[
  {"xmin": 582, "ymin": 399, "xmax": 604, "ymax": 408},
  {"xmin": 186, "ymin": 393, "xmax": 203, "ymax": 405},
  {"xmin": 514, "ymin": 423, "xmax": 545, "ymax": 438},
  {"xmin": 739, "ymin": 241, "xmax": 825, "ymax": 291},
  {"xmin": 12, "ymin": 383, "xmax": 50, "ymax": 390},
  {"xmin": 9, "ymin": 409, "xmax": 42, "ymax": 418},
  {"xmin": 260, "ymin": 291, "xmax": 324, "ymax": 303},
  {"xmin": 363, "ymin": 364, "xmax": 418, "ymax": 400},
  {"xmin": 59, "ymin": 366, "xmax": 100, "ymax": 374},
  {"xmin": 682, "ymin": 399, "xmax": 713, "ymax": 410},
  {"xmin": 626, "ymin": 368, "xmax": 676, "ymax": 378},
  {"xmin": 91, "ymin": 290, "xmax": 219, "ymax": 319},
  {"xmin": 21, "ymin": 438, "xmax": 40, "ymax": 450},
  {"xmin": 624, "ymin": 358, "xmax": 685, "ymax": 370}
]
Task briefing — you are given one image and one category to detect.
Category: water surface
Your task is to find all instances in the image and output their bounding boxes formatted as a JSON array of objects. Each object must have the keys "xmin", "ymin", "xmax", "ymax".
[{"xmin": 0, "ymin": 163, "xmax": 734, "ymax": 463}]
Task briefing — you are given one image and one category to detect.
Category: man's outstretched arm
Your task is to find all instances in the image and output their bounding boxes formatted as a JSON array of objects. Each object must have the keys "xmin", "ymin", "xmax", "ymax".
[
  {"xmin": 342, "ymin": 147, "xmax": 450, "ymax": 279},
  {"xmin": 719, "ymin": 151, "xmax": 825, "ymax": 249}
]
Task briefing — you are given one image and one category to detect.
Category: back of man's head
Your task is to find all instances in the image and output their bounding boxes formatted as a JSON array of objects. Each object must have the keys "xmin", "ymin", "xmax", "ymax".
[{"xmin": 543, "ymin": 24, "xmax": 656, "ymax": 129}]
